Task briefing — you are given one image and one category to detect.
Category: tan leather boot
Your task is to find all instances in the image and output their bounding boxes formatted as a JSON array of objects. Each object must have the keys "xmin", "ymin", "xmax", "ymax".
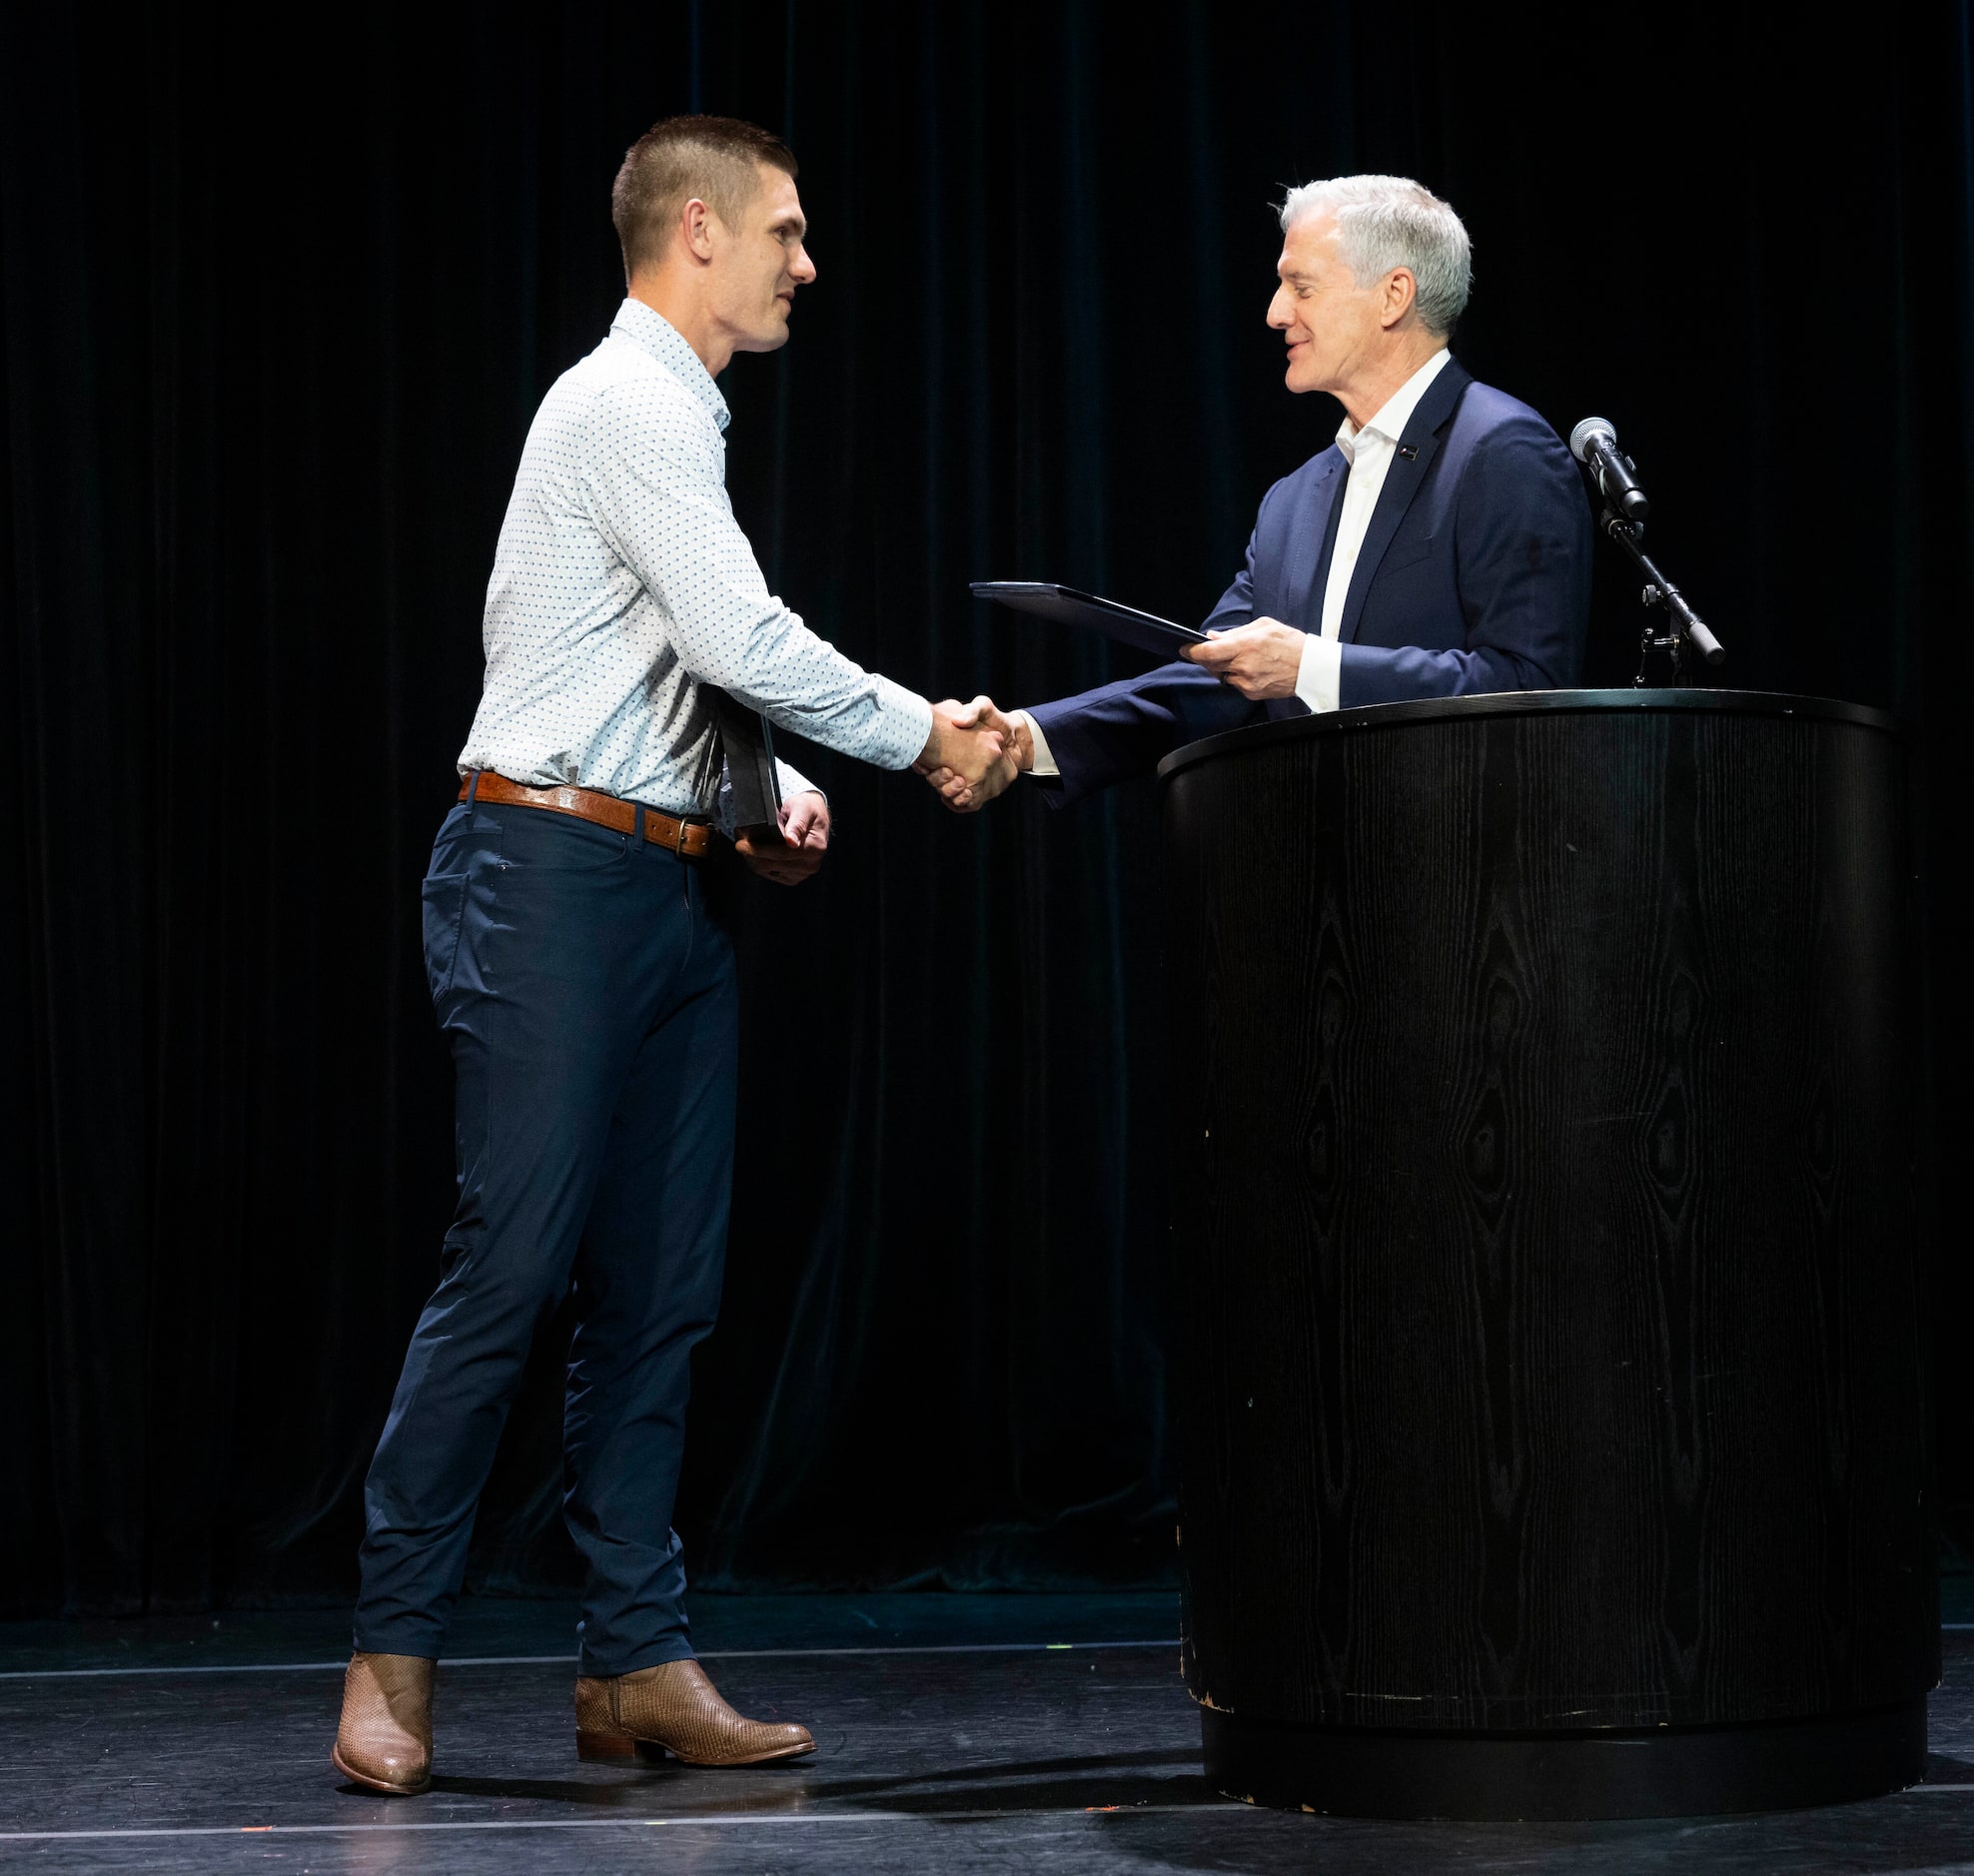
[
  {"xmin": 574, "ymin": 1658, "xmax": 815, "ymax": 1766},
  {"xmin": 332, "ymin": 1651, "xmax": 435, "ymax": 1794}
]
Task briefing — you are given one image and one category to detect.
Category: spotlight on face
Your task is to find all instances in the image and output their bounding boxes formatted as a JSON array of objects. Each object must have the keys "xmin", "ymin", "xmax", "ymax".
[
  {"xmin": 1266, "ymin": 211, "xmax": 1389, "ymax": 398},
  {"xmin": 713, "ymin": 164, "xmax": 816, "ymax": 356}
]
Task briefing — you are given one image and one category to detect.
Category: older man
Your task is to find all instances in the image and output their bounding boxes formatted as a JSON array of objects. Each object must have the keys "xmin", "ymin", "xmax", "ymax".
[
  {"xmin": 940, "ymin": 175, "xmax": 1590, "ymax": 801},
  {"xmin": 332, "ymin": 116, "xmax": 1012, "ymax": 1797}
]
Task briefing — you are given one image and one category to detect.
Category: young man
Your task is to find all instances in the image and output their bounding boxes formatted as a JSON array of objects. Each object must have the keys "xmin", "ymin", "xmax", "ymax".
[{"xmin": 333, "ymin": 116, "xmax": 1012, "ymax": 1795}]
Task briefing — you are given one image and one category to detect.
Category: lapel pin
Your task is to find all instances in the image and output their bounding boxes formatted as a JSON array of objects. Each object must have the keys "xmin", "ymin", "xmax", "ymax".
[{"xmin": 1397, "ymin": 443, "xmax": 1420, "ymax": 461}]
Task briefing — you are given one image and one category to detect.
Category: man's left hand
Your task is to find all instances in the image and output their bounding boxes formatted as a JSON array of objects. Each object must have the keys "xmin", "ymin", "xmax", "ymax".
[
  {"xmin": 1183, "ymin": 617, "xmax": 1306, "ymax": 700},
  {"xmin": 736, "ymin": 790, "xmax": 829, "ymax": 885}
]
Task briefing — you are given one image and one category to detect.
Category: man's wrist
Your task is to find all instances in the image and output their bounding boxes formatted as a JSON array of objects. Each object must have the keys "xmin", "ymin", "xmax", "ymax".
[
  {"xmin": 1013, "ymin": 709, "xmax": 1060, "ymax": 778},
  {"xmin": 913, "ymin": 714, "xmax": 948, "ymax": 772},
  {"xmin": 1009, "ymin": 711, "xmax": 1035, "ymax": 772}
]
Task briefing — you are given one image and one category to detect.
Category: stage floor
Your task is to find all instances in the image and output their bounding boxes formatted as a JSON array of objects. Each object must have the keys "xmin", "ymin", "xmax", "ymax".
[{"xmin": 1, "ymin": 1592, "xmax": 1970, "ymax": 1872}]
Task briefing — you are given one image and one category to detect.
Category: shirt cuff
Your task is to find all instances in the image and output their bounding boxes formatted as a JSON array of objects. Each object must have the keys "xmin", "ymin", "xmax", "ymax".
[
  {"xmin": 869, "ymin": 676, "xmax": 936, "ymax": 770},
  {"xmin": 1295, "ymin": 633, "xmax": 1343, "ymax": 713},
  {"xmin": 774, "ymin": 757, "xmax": 819, "ymax": 804},
  {"xmin": 1016, "ymin": 710, "xmax": 1060, "ymax": 777}
]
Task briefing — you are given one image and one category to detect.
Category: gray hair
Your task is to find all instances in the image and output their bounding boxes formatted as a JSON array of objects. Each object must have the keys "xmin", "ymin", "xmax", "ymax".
[{"xmin": 1279, "ymin": 175, "xmax": 1472, "ymax": 337}]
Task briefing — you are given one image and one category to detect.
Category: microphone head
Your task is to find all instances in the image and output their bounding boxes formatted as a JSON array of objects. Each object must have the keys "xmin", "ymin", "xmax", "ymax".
[{"xmin": 1569, "ymin": 416, "xmax": 1616, "ymax": 464}]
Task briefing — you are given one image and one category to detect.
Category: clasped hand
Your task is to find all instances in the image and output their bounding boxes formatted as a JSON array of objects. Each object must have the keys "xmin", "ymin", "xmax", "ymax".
[
  {"xmin": 913, "ymin": 620, "xmax": 1302, "ymax": 815},
  {"xmin": 915, "ymin": 697, "xmax": 1021, "ymax": 812}
]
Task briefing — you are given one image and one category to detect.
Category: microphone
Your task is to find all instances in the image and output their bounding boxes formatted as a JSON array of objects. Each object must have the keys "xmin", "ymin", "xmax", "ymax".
[{"xmin": 1569, "ymin": 417, "xmax": 1650, "ymax": 524}]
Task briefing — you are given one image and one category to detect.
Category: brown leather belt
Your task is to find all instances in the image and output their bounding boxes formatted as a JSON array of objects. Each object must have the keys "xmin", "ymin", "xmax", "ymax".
[{"xmin": 460, "ymin": 771, "xmax": 714, "ymax": 858}]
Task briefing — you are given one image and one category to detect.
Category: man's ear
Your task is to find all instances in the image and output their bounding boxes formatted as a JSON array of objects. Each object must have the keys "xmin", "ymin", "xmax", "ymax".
[
  {"xmin": 681, "ymin": 197, "xmax": 716, "ymax": 264},
  {"xmin": 1382, "ymin": 267, "xmax": 1419, "ymax": 330}
]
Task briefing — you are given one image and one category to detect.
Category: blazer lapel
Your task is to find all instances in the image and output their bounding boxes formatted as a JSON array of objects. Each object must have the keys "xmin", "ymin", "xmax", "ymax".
[
  {"xmin": 1339, "ymin": 360, "xmax": 1472, "ymax": 643},
  {"xmin": 1281, "ymin": 454, "xmax": 1346, "ymax": 627}
]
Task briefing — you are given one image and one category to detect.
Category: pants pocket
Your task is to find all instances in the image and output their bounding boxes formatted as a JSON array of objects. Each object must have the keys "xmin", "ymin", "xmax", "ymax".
[{"xmin": 421, "ymin": 871, "xmax": 470, "ymax": 1002}]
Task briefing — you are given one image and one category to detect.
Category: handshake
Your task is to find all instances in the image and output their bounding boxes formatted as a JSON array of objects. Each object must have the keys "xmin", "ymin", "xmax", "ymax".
[
  {"xmin": 911, "ymin": 696, "xmax": 1031, "ymax": 813},
  {"xmin": 906, "ymin": 621, "xmax": 1307, "ymax": 811}
]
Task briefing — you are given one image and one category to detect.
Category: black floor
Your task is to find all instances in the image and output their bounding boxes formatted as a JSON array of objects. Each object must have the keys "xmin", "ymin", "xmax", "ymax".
[{"xmin": 2, "ymin": 1592, "xmax": 1971, "ymax": 1872}]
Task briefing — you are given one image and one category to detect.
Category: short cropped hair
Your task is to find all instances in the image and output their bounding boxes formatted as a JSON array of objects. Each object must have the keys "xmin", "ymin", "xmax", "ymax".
[
  {"xmin": 1279, "ymin": 175, "xmax": 1472, "ymax": 337},
  {"xmin": 611, "ymin": 115, "xmax": 798, "ymax": 280}
]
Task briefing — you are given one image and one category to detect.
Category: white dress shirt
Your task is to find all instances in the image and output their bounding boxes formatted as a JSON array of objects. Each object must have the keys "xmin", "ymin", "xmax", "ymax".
[
  {"xmin": 1020, "ymin": 346, "xmax": 1452, "ymax": 776},
  {"xmin": 1292, "ymin": 346, "xmax": 1452, "ymax": 713},
  {"xmin": 461, "ymin": 299, "xmax": 933, "ymax": 817}
]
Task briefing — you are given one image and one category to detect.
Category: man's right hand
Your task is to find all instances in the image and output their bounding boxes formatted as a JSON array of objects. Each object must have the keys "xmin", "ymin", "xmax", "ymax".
[{"xmin": 914, "ymin": 698, "xmax": 1018, "ymax": 812}]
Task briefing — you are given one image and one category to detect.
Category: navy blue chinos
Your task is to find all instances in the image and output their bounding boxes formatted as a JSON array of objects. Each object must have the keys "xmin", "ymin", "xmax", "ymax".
[{"xmin": 355, "ymin": 792, "xmax": 736, "ymax": 1676}]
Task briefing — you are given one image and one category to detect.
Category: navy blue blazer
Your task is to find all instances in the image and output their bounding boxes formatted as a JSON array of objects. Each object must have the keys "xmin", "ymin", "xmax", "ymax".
[{"xmin": 1026, "ymin": 359, "xmax": 1591, "ymax": 803}]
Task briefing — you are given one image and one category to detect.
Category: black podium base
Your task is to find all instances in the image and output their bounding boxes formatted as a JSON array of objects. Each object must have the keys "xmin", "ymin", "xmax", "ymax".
[{"xmin": 1201, "ymin": 1698, "xmax": 1928, "ymax": 1820}]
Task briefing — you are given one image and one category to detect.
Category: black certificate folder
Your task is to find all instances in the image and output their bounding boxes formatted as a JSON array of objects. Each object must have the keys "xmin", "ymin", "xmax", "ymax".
[{"xmin": 969, "ymin": 581, "xmax": 1207, "ymax": 655}]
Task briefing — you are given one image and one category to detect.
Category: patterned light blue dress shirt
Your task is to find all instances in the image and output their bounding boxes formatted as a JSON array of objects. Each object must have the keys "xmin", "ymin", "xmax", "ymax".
[{"xmin": 460, "ymin": 298, "xmax": 934, "ymax": 817}]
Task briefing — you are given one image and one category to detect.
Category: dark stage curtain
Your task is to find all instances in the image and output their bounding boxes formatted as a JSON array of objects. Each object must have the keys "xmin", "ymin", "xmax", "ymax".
[{"xmin": 4, "ymin": 1, "xmax": 1970, "ymax": 1614}]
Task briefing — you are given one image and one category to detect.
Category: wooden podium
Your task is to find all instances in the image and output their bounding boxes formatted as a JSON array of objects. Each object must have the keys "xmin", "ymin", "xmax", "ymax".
[{"xmin": 1158, "ymin": 689, "xmax": 1935, "ymax": 1820}]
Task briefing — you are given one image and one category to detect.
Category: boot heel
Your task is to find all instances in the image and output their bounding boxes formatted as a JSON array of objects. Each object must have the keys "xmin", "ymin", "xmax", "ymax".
[{"xmin": 577, "ymin": 1731, "xmax": 669, "ymax": 1764}]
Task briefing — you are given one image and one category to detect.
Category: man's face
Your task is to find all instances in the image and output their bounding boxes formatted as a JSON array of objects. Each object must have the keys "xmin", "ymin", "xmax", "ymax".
[
  {"xmin": 709, "ymin": 165, "xmax": 816, "ymax": 355},
  {"xmin": 1267, "ymin": 211, "xmax": 1385, "ymax": 397}
]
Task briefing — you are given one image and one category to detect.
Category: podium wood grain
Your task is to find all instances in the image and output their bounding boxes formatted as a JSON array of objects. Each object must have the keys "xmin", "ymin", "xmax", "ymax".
[{"xmin": 1161, "ymin": 693, "xmax": 1934, "ymax": 1741}]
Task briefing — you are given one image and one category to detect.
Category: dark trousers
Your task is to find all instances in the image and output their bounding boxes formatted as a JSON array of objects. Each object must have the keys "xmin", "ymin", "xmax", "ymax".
[{"xmin": 355, "ymin": 796, "xmax": 737, "ymax": 1676}]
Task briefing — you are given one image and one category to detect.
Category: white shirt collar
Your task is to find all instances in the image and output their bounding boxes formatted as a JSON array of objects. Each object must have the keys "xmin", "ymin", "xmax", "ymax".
[
  {"xmin": 611, "ymin": 298, "xmax": 731, "ymax": 434},
  {"xmin": 1336, "ymin": 348, "xmax": 1453, "ymax": 465}
]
